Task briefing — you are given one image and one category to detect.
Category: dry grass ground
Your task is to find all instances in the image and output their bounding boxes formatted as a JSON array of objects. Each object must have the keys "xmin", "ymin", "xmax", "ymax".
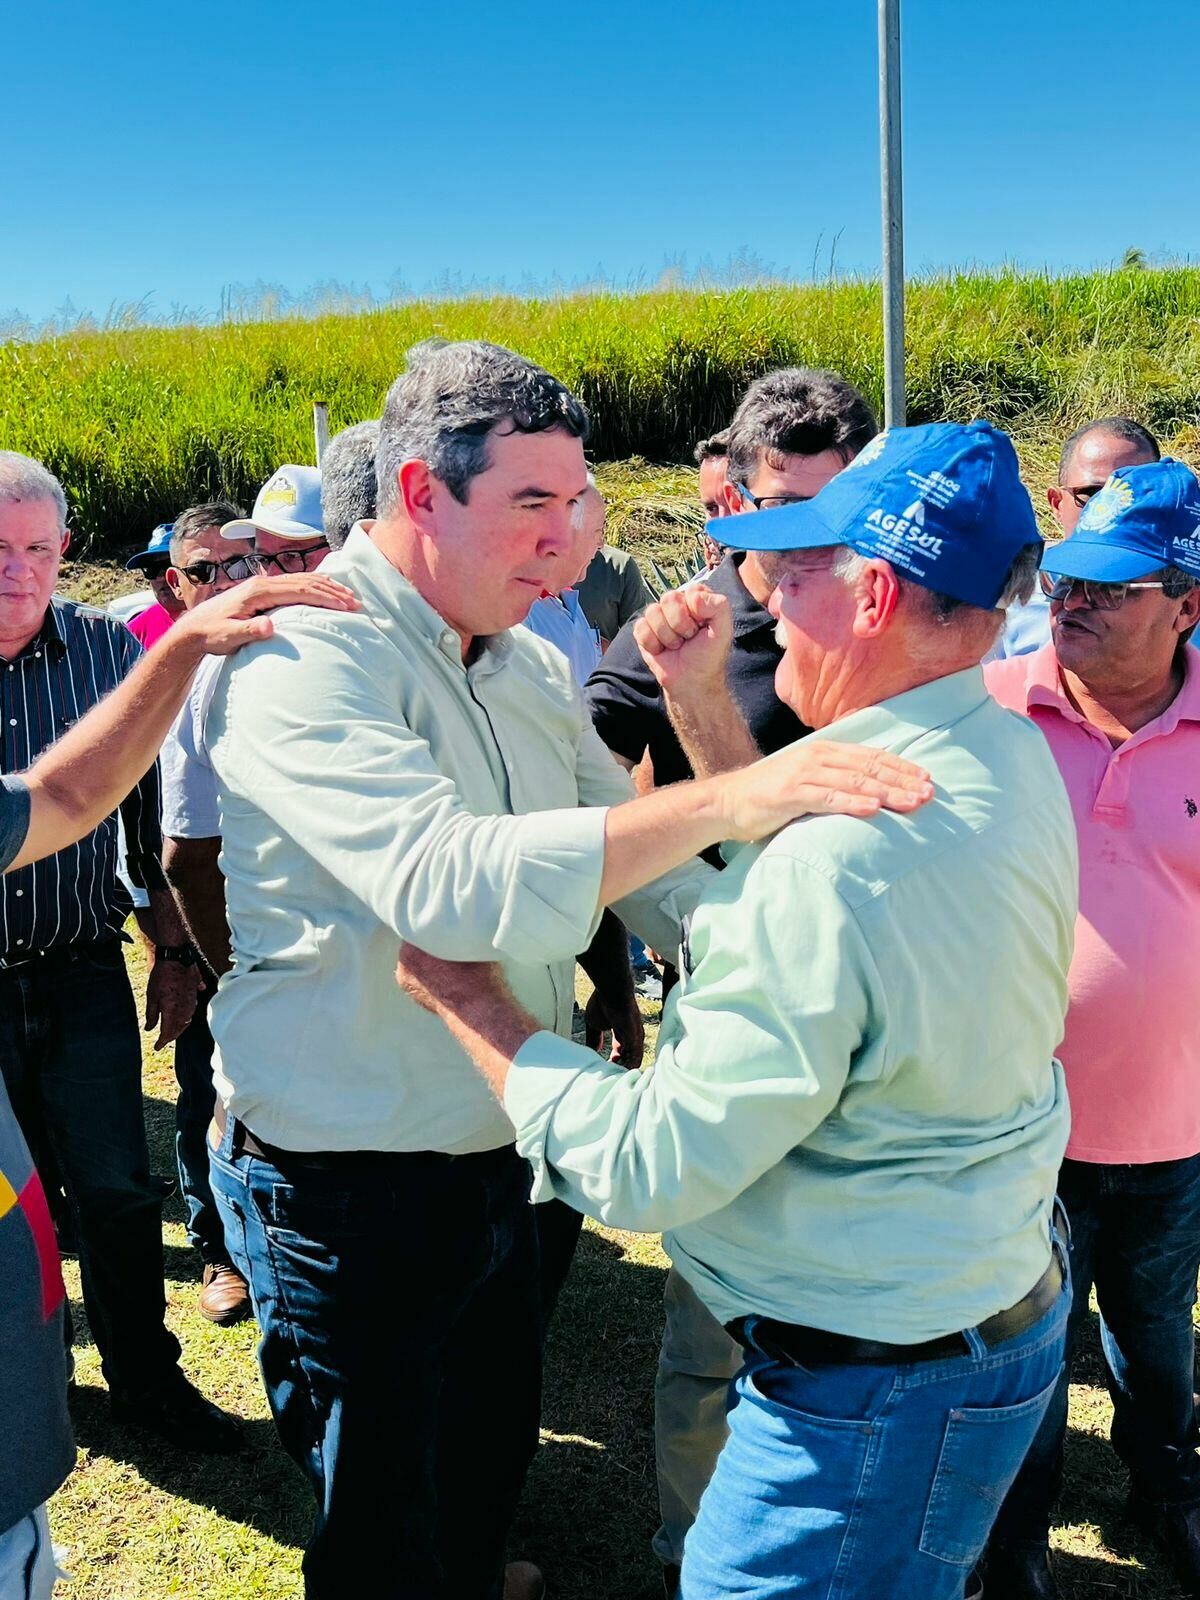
[{"xmin": 46, "ymin": 516, "xmax": 1198, "ymax": 1599}]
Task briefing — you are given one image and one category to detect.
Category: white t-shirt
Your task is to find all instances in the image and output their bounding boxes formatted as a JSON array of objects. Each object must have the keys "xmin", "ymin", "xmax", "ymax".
[{"xmin": 160, "ymin": 656, "xmax": 223, "ymax": 839}]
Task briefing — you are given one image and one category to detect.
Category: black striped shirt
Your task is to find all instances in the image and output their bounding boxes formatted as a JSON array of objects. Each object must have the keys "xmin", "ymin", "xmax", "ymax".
[{"xmin": 0, "ymin": 598, "xmax": 165, "ymax": 958}]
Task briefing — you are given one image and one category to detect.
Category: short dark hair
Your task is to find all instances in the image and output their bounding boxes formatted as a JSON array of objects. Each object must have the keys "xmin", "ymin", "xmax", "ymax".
[
  {"xmin": 693, "ymin": 429, "xmax": 730, "ymax": 464},
  {"xmin": 1058, "ymin": 416, "xmax": 1160, "ymax": 483},
  {"xmin": 725, "ymin": 368, "xmax": 877, "ymax": 490},
  {"xmin": 322, "ymin": 420, "xmax": 380, "ymax": 549},
  {"xmin": 170, "ymin": 501, "xmax": 244, "ymax": 565},
  {"xmin": 375, "ymin": 339, "xmax": 589, "ymax": 513}
]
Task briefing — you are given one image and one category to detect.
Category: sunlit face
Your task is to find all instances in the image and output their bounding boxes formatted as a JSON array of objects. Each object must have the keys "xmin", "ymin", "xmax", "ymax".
[
  {"xmin": 698, "ymin": 456, "xmax": 729, "ymax": 521},
  {"xmin": 420, "ymin": 424, "xmax": 588, "ymax": 639},
  {"xmin": 0, "ymin": 498, "xmax": 68, "ymax": 646},
  {"xmin": 1050, "ymin": 432, "xmax": 1157, "ymax": 534},
  {"xmin": 767, "ymin": 548, "xmax": 857, "ymax": 727},
  {"xmin": 567, "ymin": 486, "xmax": 607, "ymax": 585},
  {"xmin": 167, "ymin": 529, "xmax": 255, "ymax": 609},
  {"xmin": 1050, "ymin": 574, "xmax": 1196, "ymax": 689},
  {"xmin": 725, "ymin": 447, "xmax": 848, "ymax": 514}
]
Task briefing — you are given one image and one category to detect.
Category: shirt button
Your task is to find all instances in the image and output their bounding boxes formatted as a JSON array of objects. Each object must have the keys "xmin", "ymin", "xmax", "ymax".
[
  {"xmin": 14, "ymin": 889, "xmax": 22, "ymax": 897},
  {"xmin": 33, "ymin": 652, "xmax": 41, "ymax": 659},
  {"xmin": 14, "ymin": 939, "xmax": 23, "ymax": 947},
  {"xmin": 8, "ymin": 719, "xmax": 15, "ymax": 727}
]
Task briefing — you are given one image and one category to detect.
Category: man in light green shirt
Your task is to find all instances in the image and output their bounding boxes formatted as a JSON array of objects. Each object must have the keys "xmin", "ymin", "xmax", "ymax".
[
  {"xmin": 399, "ymin": 421, "xmax": 1078, "ymax": 1600},
  {"xmin": 201, "ymin": 340, "xmax": 930, "ymax": 1600}
]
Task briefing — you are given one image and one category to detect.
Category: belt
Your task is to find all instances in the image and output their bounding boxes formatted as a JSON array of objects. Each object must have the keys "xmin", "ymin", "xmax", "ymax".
[
  {"xmin": 732, "ymin": 1250, "xmax": 1064, "ymax": 1368},
  {"xmin": 210, "ymin": 1104, "xmax": 462, "ymax": 1169},
  {"xmin": 0, "ymin": 936, "xmax": 121, "ymax": 973}
]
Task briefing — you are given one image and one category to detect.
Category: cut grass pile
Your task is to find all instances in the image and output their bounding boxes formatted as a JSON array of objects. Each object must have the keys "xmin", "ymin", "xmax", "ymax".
[{"xmin": 6, "ymin": 268, "xmax": 1200, "ymax": 557}]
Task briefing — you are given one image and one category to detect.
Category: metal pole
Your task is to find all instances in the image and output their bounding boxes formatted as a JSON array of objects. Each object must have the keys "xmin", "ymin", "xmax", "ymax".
[
  {"xmin": 878, "ymin": 0, "xmax": 906, "ymax": 426},
  {"xmin": 312, "ymin": 401, "xmax": 330, "ymax": 467}
]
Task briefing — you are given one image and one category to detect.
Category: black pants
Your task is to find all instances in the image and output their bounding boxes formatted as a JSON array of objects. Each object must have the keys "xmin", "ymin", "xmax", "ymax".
[{"xmin": 0, "ymin": 941, "xmax": 179, "ymax": 1392}]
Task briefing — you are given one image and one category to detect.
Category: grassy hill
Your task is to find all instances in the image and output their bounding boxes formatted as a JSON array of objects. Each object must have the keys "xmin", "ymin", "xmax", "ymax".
[{"xmin": 5, "ymin": 269, "xmax": 1200, "ymax": 558}]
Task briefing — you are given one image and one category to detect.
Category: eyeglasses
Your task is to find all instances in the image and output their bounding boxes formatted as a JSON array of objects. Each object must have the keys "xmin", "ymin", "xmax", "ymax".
[
  {"xmin": 737, "ymin": 483, "xmax": 811, "ymax": 512},
  {"xmin": 177, "ymin": 554, "xmax": 260, "ymax": 586},
  {"xmin": 251, "ymin": 541, "xmax": 329, "ymax": 575},
  {"xmin": 1060, "ymin": 483, "xmax": 1107, "ymax": 510},
  {"xmin": 1038, "ymin": 571, "xmax": 1168, "ymax": 610}
]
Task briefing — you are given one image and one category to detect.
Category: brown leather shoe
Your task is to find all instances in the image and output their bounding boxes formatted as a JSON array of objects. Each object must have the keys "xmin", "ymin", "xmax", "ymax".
[{"xmin": 199, "ymin": 1262, "xmax": 251, "ymax": 1325}]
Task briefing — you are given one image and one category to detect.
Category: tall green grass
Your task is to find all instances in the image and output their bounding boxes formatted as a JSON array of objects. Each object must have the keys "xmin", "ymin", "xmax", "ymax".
[{"xmin": 3, "ymin": 268, "xmax": 1200, "ymax": 554}]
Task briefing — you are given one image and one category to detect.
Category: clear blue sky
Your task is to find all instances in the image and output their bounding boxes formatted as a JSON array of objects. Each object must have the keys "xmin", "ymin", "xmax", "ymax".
[{"xmin": 5, "ymin": 0, "xmax": 1197, "ymax": 323}]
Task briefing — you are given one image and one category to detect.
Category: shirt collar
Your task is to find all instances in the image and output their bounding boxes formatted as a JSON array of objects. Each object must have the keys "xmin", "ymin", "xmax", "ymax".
[
  {"xmin": 709, "ymin": 552, "xmax": 777, "ymax": 638},
  {"xmin": 340, "ymin": 524, "xmax": 513, "ymax": 670},
  {"xmin": 11, "ymin": 601, "xmax": 68, "ymax": 662},
  {"xmin": 817, "ymin": 666, "xmax": 991, "ymax": 751},
  {"xmin": 1018, "ymin": 640, "xmax": 1200, "ymax": 736}
]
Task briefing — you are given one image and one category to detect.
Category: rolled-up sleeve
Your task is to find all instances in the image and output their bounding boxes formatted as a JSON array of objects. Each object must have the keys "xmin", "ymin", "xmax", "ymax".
[
  {"xmin": 209, "ymin": 622, "xmax": 610, "ymax": 965},
  {"xmin": 503, "ymin": 852, "xmax": 875, "ymax": 1233}
]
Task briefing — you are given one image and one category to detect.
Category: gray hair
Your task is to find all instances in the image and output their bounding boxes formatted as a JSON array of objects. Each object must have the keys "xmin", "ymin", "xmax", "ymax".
[
  {"xmin": 375, "ymin": 339, "xmax": 589, "ymax": 515},
  {"xmin": 170, "ymin": 501, "xmax": 244, "ymax": 565},
  {"xmin": 828, "ymin": 541, "xmax": 1044, "ymax": 662},
  {"xmin": 726, "ymin": 370, "xmax": 876, "ymax": 490},
  {"xmin": 322, "ymin": 420, "xmax": 380, "ymax": 549},
  {"xmin": 0, "ymin": 451, "xmax": 67, "ymax": 533}
]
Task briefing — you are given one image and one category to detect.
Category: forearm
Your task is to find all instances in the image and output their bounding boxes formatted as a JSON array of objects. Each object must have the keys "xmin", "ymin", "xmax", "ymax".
[
  {"xmin": 403, "ymin": 961, "xmax": 539, "ymax": 1102},
  {"xmin": 163, "ymin": 837, "xmax": 231, "ymax": 976},
  {"xmin": 147, "ymin": 886, "xmax": 190, "ymax": 947},
  {"xmin": 17, "ymin": 626, "xmax": 205, "ymax": 867},
  {"xmin": 577, "ymin": 908, "xmax": 637, "ymax": 1007},
  {"xmin": 665, "ymin": 687, "xmax": 760, "ymax": 778},
  {"xmin": 599, "ymin": 777, "xmax": 729, "ymax": 908}
]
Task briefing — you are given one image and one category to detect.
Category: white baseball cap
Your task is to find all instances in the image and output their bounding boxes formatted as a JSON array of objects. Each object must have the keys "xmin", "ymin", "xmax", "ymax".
[{"xmin": 223, "ymin": 464, "xmax": 325, "ymax": 542}]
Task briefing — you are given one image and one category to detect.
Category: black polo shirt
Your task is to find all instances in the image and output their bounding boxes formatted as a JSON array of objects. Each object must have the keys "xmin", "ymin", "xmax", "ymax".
[{"xmin": 584, "ymin": 552, "xmax": 810, "ymax": 788}]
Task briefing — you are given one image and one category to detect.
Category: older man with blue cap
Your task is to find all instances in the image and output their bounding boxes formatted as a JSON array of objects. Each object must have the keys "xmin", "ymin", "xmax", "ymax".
[
  {"xmin": 396, "ymin": 420, "xmax": 1079, "ymax": 1599},
  {"xmin": 985, "ymin": 459, "xmax": 1200, "ymax": 1600}
]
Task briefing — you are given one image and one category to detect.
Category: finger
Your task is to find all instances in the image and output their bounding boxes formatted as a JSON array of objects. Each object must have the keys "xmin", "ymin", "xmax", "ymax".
[
  {"xmin": 816, "ymin": 744, "xmax": 931, "ymax": 791},
  {"xmin": 658, "ymin": 591, "xmax": 704, "ymax": 640},
  {"xmin": 634, "ymin": 608, "xmax": 689, "ymax": 653},
  {"xmin": 802, "ymin": 761, "xmax": 934, "ymax": 811}
]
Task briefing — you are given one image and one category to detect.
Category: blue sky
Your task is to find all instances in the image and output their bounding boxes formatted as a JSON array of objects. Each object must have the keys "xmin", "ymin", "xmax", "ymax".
[{"xmin": 5, "ymin": 0, "xmax": 1198, "ymax": 323}]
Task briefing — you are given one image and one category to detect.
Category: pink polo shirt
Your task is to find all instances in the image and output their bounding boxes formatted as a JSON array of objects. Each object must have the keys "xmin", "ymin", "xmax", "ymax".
[{"xmin": 986, "ymin": 644, "xmax": 1200, "ymax": 1164}]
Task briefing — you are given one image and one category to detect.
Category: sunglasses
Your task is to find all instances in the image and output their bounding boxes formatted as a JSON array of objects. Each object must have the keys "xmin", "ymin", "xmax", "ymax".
[
  {"xmin": 1038, "ymin": 572, "xmax": 1168, "ymax": 611},
  {"xmin": 252, "ymin": 541, "xmax": 329, "ymax": 575},
  {"xmin": 1059, "ymin": 483, "xmax": 1108, "ymax": 510},
  {"xmin": 177, "ymin": 554, "xmax": 260, "ymax": 586}
]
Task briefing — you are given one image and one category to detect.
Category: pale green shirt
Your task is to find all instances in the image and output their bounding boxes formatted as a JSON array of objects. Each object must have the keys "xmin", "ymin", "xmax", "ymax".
[
  {"xmin": 506, "ymin": 668, "xmax": 1079, "ymax": 1342},
  {"xmin": 204, "ymin": 526, "xmax": 710, "ymax": 1155}
]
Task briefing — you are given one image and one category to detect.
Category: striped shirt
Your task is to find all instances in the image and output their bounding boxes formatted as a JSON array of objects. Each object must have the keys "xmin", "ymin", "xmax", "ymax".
[{"xmin": 0, "ymin": 598, "xmax": 165, "ymax": 959}]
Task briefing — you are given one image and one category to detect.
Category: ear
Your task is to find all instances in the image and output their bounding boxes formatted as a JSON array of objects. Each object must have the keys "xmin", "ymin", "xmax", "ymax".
[
  {"xmin": 59, "ymin": 528, "xmax": 71, "ymax": 559},
  {"xmin": 849, "ymin": 560, "xmax": 901, "ymax": 639},
  {"xmin": 722, "ymin": 476, "xmax": 748, "ymax": 515},
  {"xmin": 165, "ymin": 567, "xmax": 184, "ymax": 601},
  {"xmin": 1175, "ymin": 584, "xmax": 1200, "ymax": 636},
  {"xmin": 399, "ymin": 459, "xmax": 437, "ymax": 531},
  {"xmin": 1046, "ymin": 486, "xmax": 1066, "ymax": 524}
]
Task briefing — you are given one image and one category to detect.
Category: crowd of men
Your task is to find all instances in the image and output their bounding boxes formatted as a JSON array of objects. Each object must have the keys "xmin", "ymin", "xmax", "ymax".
[{"xmin": 1, "ymin": 340, "xmax": 1199, "ymax": 1600}]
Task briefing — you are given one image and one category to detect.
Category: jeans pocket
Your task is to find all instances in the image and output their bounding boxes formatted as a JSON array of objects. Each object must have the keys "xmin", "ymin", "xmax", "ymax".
[{"xmin": 919, "ymin": 1373, "xmax": 1060, "ymax": 1565}]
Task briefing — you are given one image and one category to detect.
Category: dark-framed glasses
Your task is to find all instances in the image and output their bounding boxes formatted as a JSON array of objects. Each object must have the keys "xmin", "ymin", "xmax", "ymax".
[
  {"xmin": 178, "ymin": 553, "xmax": 260, "ymax": 586},
  {"xmin": 252, "ymin": 541, "xmax": 329, "ymax": 575},
  {"xmin": 1038, "ymin": 572, "xmax": 1167, "ymax": 611},
  {"xmin": 737, "ymin": 483, "xmax": 811, "ymax": 512}
]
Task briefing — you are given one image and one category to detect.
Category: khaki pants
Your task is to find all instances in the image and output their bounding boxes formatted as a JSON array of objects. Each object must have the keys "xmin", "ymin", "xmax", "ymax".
[{"xmin": 652, "ymin": 1268, "xmax": 743, "ymax": 1568}]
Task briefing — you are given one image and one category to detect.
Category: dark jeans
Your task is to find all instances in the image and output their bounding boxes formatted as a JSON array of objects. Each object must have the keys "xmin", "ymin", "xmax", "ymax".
[
  {"xmin": 535, "ymin": 1196, "xmax": 584, "ymax": 1330},
  {"xmin": 0, "ymin": 940, "xmax": 180, "ymax": 1392},
  {"xmin": 173, "ymin": 997, "xmax": 225, "ymax": 1264},
  {"xmin": 209, "ymin": 1119, "xmax": 542, "ymax": 1599},
  {"xmin": 994, "ymin": 1154, "xmax": 1200, "ymax": 1548}
]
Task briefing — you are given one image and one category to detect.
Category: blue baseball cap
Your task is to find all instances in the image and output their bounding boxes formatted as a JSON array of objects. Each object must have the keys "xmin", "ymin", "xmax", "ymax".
[
  {"xmin": 722, "ymin": 420, "xmax": 1041, "ymax": 609},
  {"xmin": 1040, "ymin": 458, "xmax": 1200, "ymax": 584},
  {"xmin": 125, "ymin": 522, "xmax": 174, "ymax": 573},
  {"xmin": 223, "ymin": 465, "xmax": 324, "ymax": 542}
]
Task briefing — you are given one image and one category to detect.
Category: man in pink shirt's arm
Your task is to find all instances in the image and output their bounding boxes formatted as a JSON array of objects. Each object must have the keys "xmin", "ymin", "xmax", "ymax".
[{"xmin": 983, "ymin": 459, "xmax": 1200, "ymax": 1600}]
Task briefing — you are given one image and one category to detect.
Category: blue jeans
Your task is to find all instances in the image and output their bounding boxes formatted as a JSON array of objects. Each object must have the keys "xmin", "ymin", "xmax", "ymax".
[
  {"xmin": 0, "ymin": 941, "xmax": 180, "ymax": 1392},
  {"xmin": 208, "ymin": 1119, "xmax": 542, "ymax": 1599},
  {"xmin": 680, "ymin": 1281, "xmax": 1069, "ymax": 1599},
  {"xmin": 173, "ymin": 996, "xmax": 226, "ymax": 1263},
  {"xmin": 994, "ymin": 1155, "xmax": 1200, "ymax": 1548}
]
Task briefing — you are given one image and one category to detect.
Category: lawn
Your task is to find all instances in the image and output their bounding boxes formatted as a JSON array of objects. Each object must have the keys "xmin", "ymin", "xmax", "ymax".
[{"xmin": 44, "ymin": 532, "xmax": 1198, "ymax": 1599}]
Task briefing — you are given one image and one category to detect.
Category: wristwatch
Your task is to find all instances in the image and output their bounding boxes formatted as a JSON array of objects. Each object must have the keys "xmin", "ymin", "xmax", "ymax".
[{"xmin": 155, "ymin": 943, "xmax": 198, "ymax": 966}]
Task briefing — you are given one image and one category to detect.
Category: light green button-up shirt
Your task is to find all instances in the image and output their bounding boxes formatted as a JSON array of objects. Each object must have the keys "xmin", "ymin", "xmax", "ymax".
[
  {"xmin": 204, "ymin": 526, "xmax": 709, "ymax": 1155},
  {"xmin": 505, "ymin": 667, "xmax": 1079, "ymax": 1341}
]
